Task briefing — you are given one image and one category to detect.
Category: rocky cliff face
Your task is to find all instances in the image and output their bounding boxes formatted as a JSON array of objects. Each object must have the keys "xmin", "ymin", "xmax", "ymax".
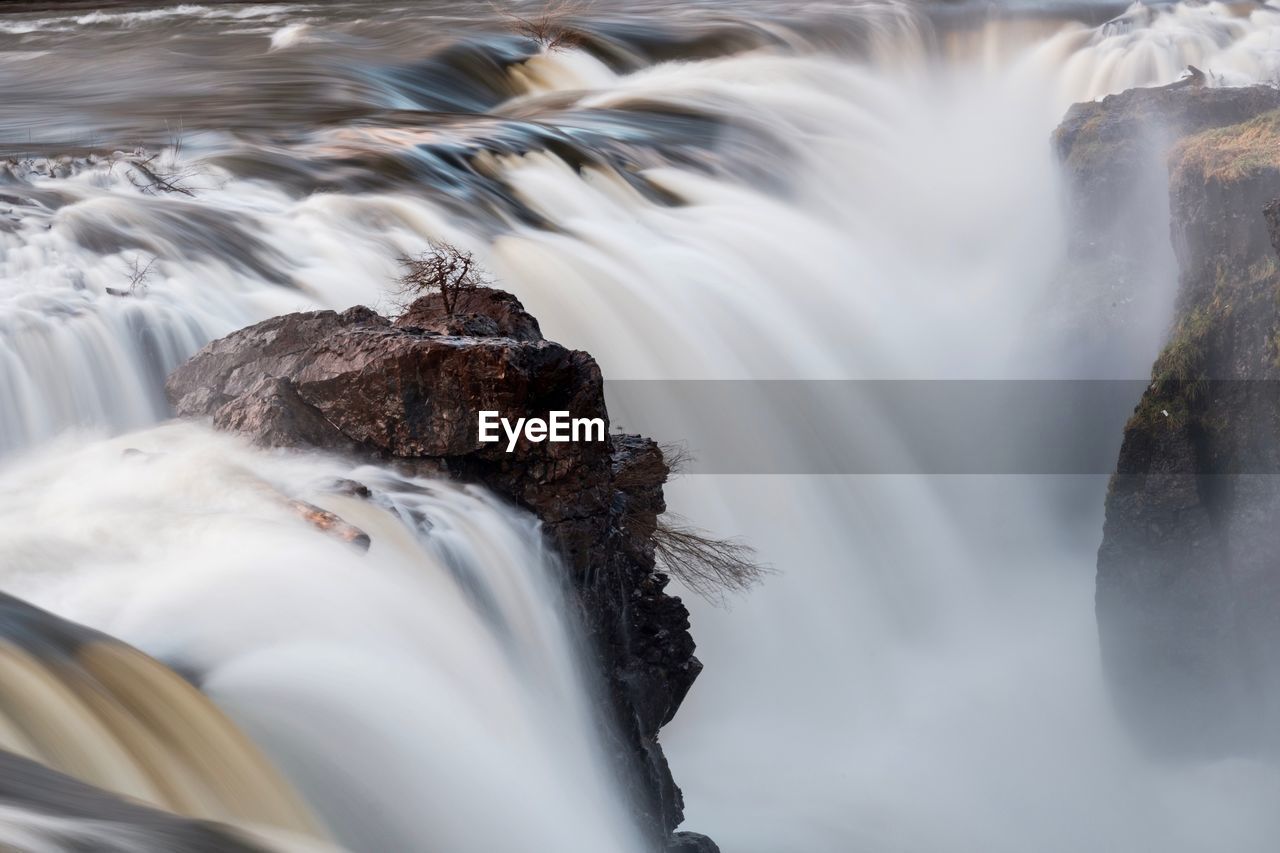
[
  {"xmin": 1050, "ymin": 83, "xmax": 1280, "ymax": 373},
  {"xmin": 1054, "ymin": 83, "xmax": 1280, "ymax": 231},
  {"xmin": 166, "ymin": 288, "xmax": 713, "ymax": 852},
  {"xmin": 1059, "ymin": 85, "xmax": 1280, "ymax": 755}
]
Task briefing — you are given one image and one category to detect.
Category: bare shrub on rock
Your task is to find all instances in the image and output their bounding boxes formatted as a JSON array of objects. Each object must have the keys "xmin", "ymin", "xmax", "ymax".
[
  {"xmin": 629, "ymin": 441, "xmax": 770, "ymax": 604},
  {"xmin": 393, "ymin": 242, "xmax": 493, "ymax": 314},
  {"xmin": 494, "ymin": 0, "xmax": 591, "ymax": 52},
  {"xmin": 653, "ymin": 515, "xmax": 769, "ymax": 604}
]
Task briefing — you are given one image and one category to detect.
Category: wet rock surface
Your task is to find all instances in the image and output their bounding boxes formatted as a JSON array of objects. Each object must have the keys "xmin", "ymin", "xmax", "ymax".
[
  {"xmin": 666, "ymin": 830, "xmax": 722, "ymax": 853},
  {"xmin": 167, "ymin": 287, "xmax": 704, "ymax": 848},
  {"xmin": 0, "ymin": 750, "xmax": 270, "ymax": 853}
]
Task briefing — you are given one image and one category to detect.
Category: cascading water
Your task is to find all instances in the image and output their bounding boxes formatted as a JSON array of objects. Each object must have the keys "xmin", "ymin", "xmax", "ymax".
[
  {"xmin": 0, "ymin": 592, "xmax": 326, "ymax": 852},
  {"xmin": 5, "ymin": 1, "xmax": 1280, "ymax": 851},
  {"xmin": 0, "ymin": 424, "xmax": 644, "ymax": 852}
]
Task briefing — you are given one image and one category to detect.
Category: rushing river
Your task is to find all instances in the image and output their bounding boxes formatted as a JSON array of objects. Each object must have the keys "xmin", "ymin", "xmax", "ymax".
[{"xmin": 3, "ymin": 1, "xmax": 1280, "ymax": 851}]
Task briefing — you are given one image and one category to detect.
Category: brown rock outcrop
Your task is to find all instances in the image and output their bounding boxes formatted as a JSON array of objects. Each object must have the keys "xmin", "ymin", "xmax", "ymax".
[{"xmin": 166, "ymin": 288, "xmax": 704, "ymax": 849}]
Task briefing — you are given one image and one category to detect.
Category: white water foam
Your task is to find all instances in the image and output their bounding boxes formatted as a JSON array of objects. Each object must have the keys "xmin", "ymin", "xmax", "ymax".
[
  {"xmin": 0, "ymin": 423, "xmax": 643, "ymax": 853},
  {"xmin": 4, "ymin": 3, "xmax": 1280, "ymax": 851}
]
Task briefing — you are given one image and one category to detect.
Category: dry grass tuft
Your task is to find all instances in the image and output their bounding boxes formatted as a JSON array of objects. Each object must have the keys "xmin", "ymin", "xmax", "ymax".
[
  {"xmin": 1173, "ymin": 110, "xmax": 1280, "ymax": 183},
  {"xmin": 658, "ymin": 441, "xmax": 694, "ymax": 476}
]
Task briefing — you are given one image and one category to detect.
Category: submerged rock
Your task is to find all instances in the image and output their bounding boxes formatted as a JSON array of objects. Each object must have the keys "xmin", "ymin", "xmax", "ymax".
[
  {"xmin": 0, "ymin": 593, "xmax": 320, "ymax": 848},
  {"xmin": 288, "ymin": 499, "xmax": 371, "ymax": 550},
  {"xmin": 0, "ymin": 750, "xmax": 272, "ymax": 853},
  {"xmin": 167, "ymin": 287, "xmax": 705, "ymax": 848},
  {"xmin": 1071, "ymin": 87, "xmax": 1280, "ymax": 755}
]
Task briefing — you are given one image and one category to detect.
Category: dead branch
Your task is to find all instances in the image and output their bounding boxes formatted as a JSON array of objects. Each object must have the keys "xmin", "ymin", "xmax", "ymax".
[
  {"xmin": 122, "ymin": 122, "xmax": 206, "ymax": 197},
  {"xmin": 126, "ymin": 253, "xmax": 156, "ymax": 296},
  {"xmin": 106, "ymin": 253, "xmax": 157, "ymax": 298},
  {"xmin": 393, "ymin": 242, "xmax": 493, "ymax": 314},
  {"xmin": 652, "ymin": 513, "xmax": 770, "ymax": 604},
  {"xmin": 126, "ymin": 153, "xmax": 197, "ymax": 197},
  {"xmin": 492, "ymin": 0, "xmax": 591, "ymax": 52},
  {"xmin": 658, "ymin": 441, "xmax": 695, "ymax": 476}
]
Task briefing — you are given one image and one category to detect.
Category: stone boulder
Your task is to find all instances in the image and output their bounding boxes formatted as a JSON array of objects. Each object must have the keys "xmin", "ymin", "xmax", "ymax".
[
  {"xmin": 167, "ymin": 287, "xmax": 705, "ymax": 849},
  {"xmin": 394, "ymin": 286, "xmax": 542, "ymax": 341}
]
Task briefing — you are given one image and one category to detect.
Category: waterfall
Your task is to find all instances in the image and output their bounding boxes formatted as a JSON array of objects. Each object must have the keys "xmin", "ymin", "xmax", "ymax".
[
  {"xmin": 0, "ymin": 593, "xmax": 322, "ymax": 848},
  {"xmin": 0, "ymin": 424, "xmax": 643, "ymax": 852},
  {"xmin": 4, "ymin": 1, "xmax": 1280, "ymax": 851}
]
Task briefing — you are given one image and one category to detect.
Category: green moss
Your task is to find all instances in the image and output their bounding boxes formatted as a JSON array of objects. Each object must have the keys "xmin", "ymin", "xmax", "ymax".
[
  {"xmin": 1060, "ymin": 108, "xmax": 1124, "ymax": 174},
  {"xmin": 1134, "ymin": 257, "xmax": 1280, "ymax": 430},
  {"xmin": 1137, "ymin": 268, "xmax": 1234, "ymax": 428},
  {"xmin": 1152, "ymin": 299, "xmax": 1217, "ymax": 394}
]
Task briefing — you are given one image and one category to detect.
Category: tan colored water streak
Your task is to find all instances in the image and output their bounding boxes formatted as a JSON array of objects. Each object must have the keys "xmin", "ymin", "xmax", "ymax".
[
  {"xmin": 0, "ymin": 640, "xmax": 164, "ymax": 803},
  {"xmin": 78, "ymin": 643, "xmax": 321, "ymax": 835},
  {"xmin": 0, "ymin": 637, "xmax": 322, "ymax": 840}
]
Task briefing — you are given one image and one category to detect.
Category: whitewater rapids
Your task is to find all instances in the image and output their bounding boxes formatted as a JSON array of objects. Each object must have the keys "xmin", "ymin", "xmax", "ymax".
[
  {"xmin": 0, "ymin": 423, "xmax": 644, "ymax": 852},
  {"xmin": 4, "ymin": 1, "xmax": 1280, "ymax": 851}
]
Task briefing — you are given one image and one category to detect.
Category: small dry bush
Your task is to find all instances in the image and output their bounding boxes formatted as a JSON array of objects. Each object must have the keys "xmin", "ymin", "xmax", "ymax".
[
  {"xmin": 494, "ymin": 0, "xmax": 591, "ymax": 51},
  {"xmin": 653, "ymin": 515, "xmax": 769, "ymax": 605},
  {"xmin": 106, "ymin": 253, "xmax": 157, "ymax": 298},
  {"xmin": 393, "ymin": 242, "xmax": 493, "ymax": 314},
  {"xmin": 650, "ymin": 442, "xmax": 770, "ymax": 604}
]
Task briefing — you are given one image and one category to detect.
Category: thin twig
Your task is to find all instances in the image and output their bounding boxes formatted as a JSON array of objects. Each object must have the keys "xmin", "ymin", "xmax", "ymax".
[{"xmin": 393, "ymin": 242, "xmax": 493, "ymax": 315}]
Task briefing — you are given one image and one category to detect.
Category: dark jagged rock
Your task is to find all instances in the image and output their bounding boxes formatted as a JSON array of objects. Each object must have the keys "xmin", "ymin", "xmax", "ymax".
[
  {"xmin": 167, "ymin": 287, "xmax": 705, "ymax": 849},
  {"xmin": 666, "ymin": 831, "xmax": 721, "ymax": 853},
  {"xmin": 1085, "ymin": 93, "xmax": 1280, "ymax": 755}
]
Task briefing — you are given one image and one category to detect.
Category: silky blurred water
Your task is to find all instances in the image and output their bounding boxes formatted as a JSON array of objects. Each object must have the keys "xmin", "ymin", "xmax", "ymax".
[{"xmin": 4, "ymin": 2, "xmax": 1280, "ymax": 851}]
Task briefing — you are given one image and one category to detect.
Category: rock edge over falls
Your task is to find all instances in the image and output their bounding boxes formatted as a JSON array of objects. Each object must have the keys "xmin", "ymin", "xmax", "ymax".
[
  {"xmin": 166, "ymin": 287, "xmax": 716, "ymax": 853},
  {"xmin": 1058, "ymin": 82, "xmax": 1280, "ymax": 757}
]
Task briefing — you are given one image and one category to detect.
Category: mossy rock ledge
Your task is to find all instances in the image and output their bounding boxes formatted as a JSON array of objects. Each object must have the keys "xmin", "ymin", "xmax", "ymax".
[{"xmin": 1061, "ymin": 86, "xmax": 1280, "ymax": 757}]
